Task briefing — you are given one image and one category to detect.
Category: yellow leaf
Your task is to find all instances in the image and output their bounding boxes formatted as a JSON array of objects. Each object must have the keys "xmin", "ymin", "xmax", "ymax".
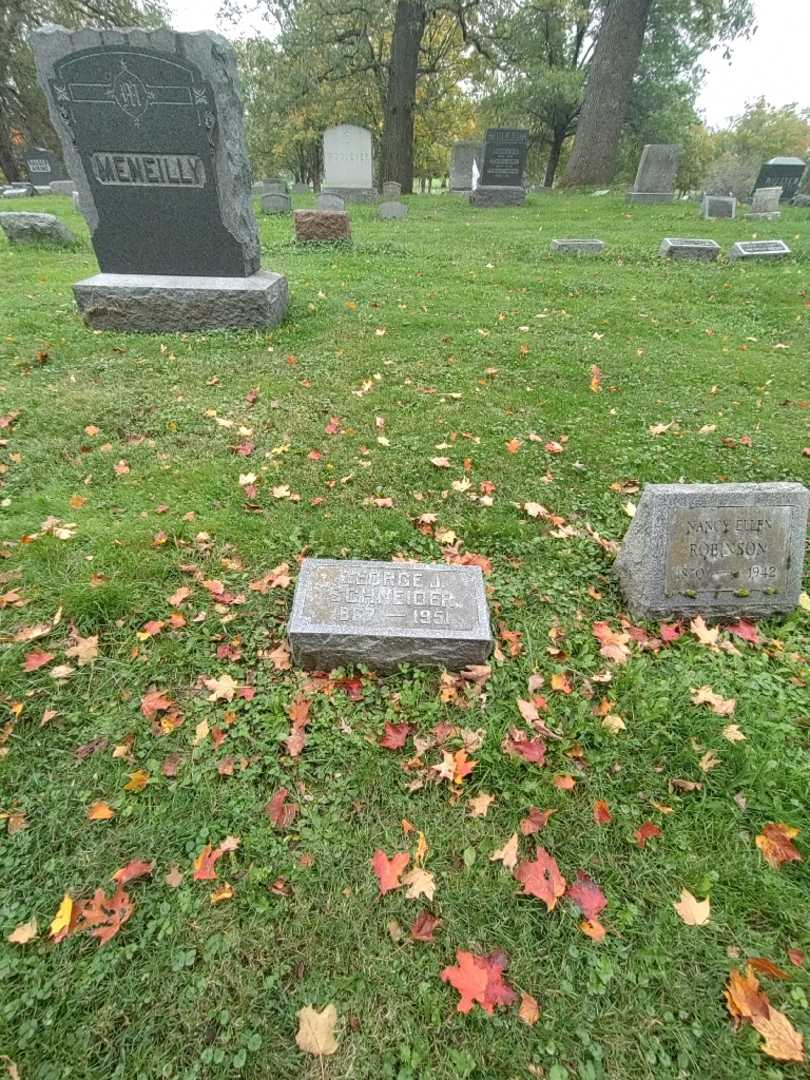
[
  {"xmin": 295, "ymin": 1004, "xmax": 339, "ymax": 1056},
  {"xmin": 796, "ymin": 591, "xmax": 809, "ymax": 611},
  {"xmin": 673, "ymin": 888, "xmax": 710, "ymax": 926},
  {"xmin": 210, "ymin": 882, "xmax": 234, "ymax": 904},
  {"xmin": 124, "ymin": 769, "xmax": 149, "ymax": 792},
  {"xmin": 49, "ymin": 894, "xmax": 73, "ymax": 938},
  {"xmin": 87, "ymin": 800, "xmax": 115, "ymax": 821},
  {"xmin": 7, "ymin": 917, "xmax": 38, "ymax": 944},
  {"xmin": 752, "ymin": 1006, "xmax": 805, "ymax": 1063}
]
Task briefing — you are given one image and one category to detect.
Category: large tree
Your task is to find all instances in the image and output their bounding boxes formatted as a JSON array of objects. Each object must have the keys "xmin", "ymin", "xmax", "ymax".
[
  {"xmin": 0, "ymin": 0, "xmax": 167, "ymax": 182},
  {"xmin": 562, "ymin": 0, "xmax": 755, "ymax": 187}
]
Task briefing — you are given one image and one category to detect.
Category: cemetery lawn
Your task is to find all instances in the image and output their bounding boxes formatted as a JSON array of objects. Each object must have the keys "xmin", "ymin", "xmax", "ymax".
[{"xmin": 1, "ymin": 191, "xmax": 810, "ymax": 1080}]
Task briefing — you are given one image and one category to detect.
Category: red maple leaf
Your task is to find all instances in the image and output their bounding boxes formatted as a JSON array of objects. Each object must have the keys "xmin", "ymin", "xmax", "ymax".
[
  {"xmin": 111, "ymin": 859, "xmax": 154, "ymax": 885},
  {"xmin": 140, "ymin": 689, "xmax": 174, "ymax": 720},
  {"xmin": 379, "ymin": 722, "xmax": 412, "ymax": 750},
  {"xmin": 634, "ymin": 821, "xmax": 662, "ymax": 848},
  {"xmin": 520, "ymin": 807, "xmax": 555, "ymax": 835},
  {"xmin": 514, "ymin": 848, "xmax": 566, "ymax": 910},
  {"xmin": 77, "ymin": 885, "xmax": 134, "ymax": 945},
  {"xmin": 567, "ymin": 871, "xmax": 607, "ymax": 922},
  {"xmin": 441, "ymin": 949, "xmax": 517, "ymax": 1015},
  {"xmin": 410, "ymin": 911, "xmax": 442, "ymax": 942},
  {"xmin": 23, "ymin": 649, "xmax": 54, "ymax": 672},
  {"xmin": 726, "ymin": 619, "xmax": 759, "ymax": 645},
  {"xmin": 659, "ymin": 621, "xmax": 685, "ymax": 643},
  {"xmin": 593, "ymin": 800, "xmax": 612, "ymax": 825},
  {"xmin": 503, "ymin": 731, "xmax": 546, "ymax": 766},
  {"xmin": 371, "ymin": 849, "xmax": 409, "ymax": 895},
  {"xmin": 265, "ymin": 787, "xmax": 298, "ymax": 829},
  {"xmin": 193, "ymin": 836, "xmax": 239, "ymax": 881}
]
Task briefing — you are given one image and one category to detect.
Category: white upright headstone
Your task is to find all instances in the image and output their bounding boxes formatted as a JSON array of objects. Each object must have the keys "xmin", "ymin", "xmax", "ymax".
[
  {"xmin": 471, "ymin": 158, "xmax": 480, "ymax": 192},
  {"xmin": 323, "ymin": 125, "xmax": 374, "ymax": 199}
]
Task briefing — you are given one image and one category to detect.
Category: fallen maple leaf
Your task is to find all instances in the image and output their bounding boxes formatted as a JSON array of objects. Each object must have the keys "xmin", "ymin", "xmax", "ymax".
[
  {"xmin": 7, "ymin": 917, "xmax": 37, "ymax": 945},
  {"xmin": 592, "ymin": 622, "xmax": 631, "ymax": 664},
  {"xmin": 205, "ymin": 673, "xmax": 238, "ymax": 703},
  {"xmin": 379, "ymin": 721, "xmax": 411, "ymax": 750},
  {"xmin": 490, "ymin": 833, "xmax": 519, "ymax": 871},
  {"xmin": 690, "ymin": 615, "xmax": 720, "ymax": 648},
  {"xmin": 165, "ymin": 864, "xmax": 183, "ymax": 888},
  {"xmin": 520, "ymin": 807, "xmax": 555, "ymax": 835},
  {"xmin": 402, "ymin": 867, "xmax": 435, "ymax": 900},
  {"xmin": 266, "ymin": 788, "xmax": 298, "ymax": 829},
  {"xmin": 123, "ymin": 769, "xmax": 149, "ymax": 793},
  {"xmin": 49, "ymin": 894, "xmax": 74, "ymax": 941},
  {"xmin": 111, "ymin": 859, "xmax": 154, "ymax": 885},
  {"xmin": 725, "ymin": 966, "xmax": 769, "ymax": 1022},
  {"xmin": 77, "ymin": 885, "xmax": 134, "ymax": 945},
  {"xmin": 633, "ymin": 821, "xmax": 662, "ymax": 848},
  {"xmin": 503, "ymin": 730, "xmax": 546, "ymax": 765},
  {"xmin": 748, "ymin": 957, "xmax": 792, "ymax": 981},
  {"xmin": 593, "ymin": 800, "xmax": 612, "ymax": 825},
  {"xmin": 87, "ymin": 801, "xmax": 115, "ymax": 821},
  {"xmin": 410, "ymin": 910, "xmax": 441, "ymax": 942},
  {"xmin": 691, "ymin": 685, "xmax": 736, "ymax": 716},
  {"xmin": 441, "ymin": 949, "xmax": 517, "ymax": 1015},
  {"xmin": 726, "ymin": 618, "xmax": 759, "ymax": 644},
  {"xmin": 371, "ymin": 849, "xmax": 409, "ymax": 895},
  {"xmin": 295, "ymin": 1004, "xmax": 339, "ymax": 1056},
  {"xmin": 752, "ymin": 1006, "xmax": 805, "ymax": 1063},
  {"xmin": 514, "ymin": 848, "xmax": 566, "ymax": 910},
  {"xmin": 210, "ymin": 882, "xmax": 235, "ymax": 903},
  {"xmin": 756, "ymin": 823, "xmax": 802, "ymax": 870},
  {"xmin": 674, "ymin": 888, "xmax": 710, "ymax": 926},
  {"xmin": 567, "ymin": 872, "xmax": 607, "ymax": 923},
  {"xmin": 787, "ymin": 949, "xmax": 805, "ymax": 968},
  {"xmin": 468, "ymin": 793, "xmax": 494, "ymax": 817},
  {"xmin": 193, "ymin": 837, "xmax": 240, "ymax": 881},
  {"xmin": 22, "ymin": 649, "xmax": 54, "ymax": 672}
]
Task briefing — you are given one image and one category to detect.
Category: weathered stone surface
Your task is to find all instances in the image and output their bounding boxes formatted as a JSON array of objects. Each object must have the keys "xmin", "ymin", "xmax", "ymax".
[
  {"xmin": 293, "ymin": 209, "xmax": 351, "ymax": 243},
  {"xmin": 745, "ymin": 211, "xmax": 781, "ymax": 221},
  {"xmin": 382, "ymin": 181, "xmax": 401, "ymax": 198},
  {"xmin": 73, "ymin": 271, "xmax": 288, "ymax": 331},
  {"xmin": 550, "ymin": 239, "xmax": 605, "ymax": 255},
  {"xmin": 377, "ymin": 200, "xmax": 407, "ymax": 220},
  {"xmin": 792, "ymin": 194, "xmax": 810, "ymax": 208},
  {"xmin": 291, "ymin": 181, "xmax": 309, "ymax": 194},
  {"xmin": 659, "ymin": 237, "xmax": 720, "ymax": 261},
  {"xmin": 261, "ymin": 193, "xmax": 291, "ymax": 214},
  {"xmin": 323, "ymin": 124, "xmax": 373, "ymax": 190},
  {"xmin": 288, "ymin": 558, "xmax": 493, "ymax": 671},
  {"xmin": 729, "ymin": 239, "xmax": 790, "ymax": 261},
  {"xmin": 24, "ymin": 147, "xmax": 67, "ymax": 184},
  {"xmin": 469, "ymin": 186, "xmax": 525, "ymax": 208},
  {"xmin": 321, "ymin": 186, "xmax": 377, "ymax": 204},
  {"xmin": 615, "ymin": 482, "xmax": 809, "ymax": 620},
  {"xmin": 450, "ymin": 141, "xmax": 483, "ymax": 192},
  {"xmin": 49, "ymin": 180, "xmax": 76, "ymax": 196},
  {"xmin": 480, "ymin": 128, "xmax": 528, "ymax": 188},
  {"xmin": 263, "ymin": 181, "xmax": 288, "ymax": 196},
  {"xmin": 751, "ymin": 186, "xmax": 782, "ymax": 212},
  {"xmin": 31, "ymin": 25, "xmax": 260, "ymax": 277},
  {"xmin": 315, "ymin": 192, "xmax": 345, "ymax": 211},
  {"xmin": 0, "ymin": 211, "xmax": 77, "ymax": 246},
  {"xmin": 627, "ymin": 144, "xmax": 681, "ymax": 204},
  {"xmin": 703, "ymin": 194, "xmax": 736, "ymax": 219},
  {"xmin": 753, "ymin": 157, "xmax": 805, "ymax": 201}
]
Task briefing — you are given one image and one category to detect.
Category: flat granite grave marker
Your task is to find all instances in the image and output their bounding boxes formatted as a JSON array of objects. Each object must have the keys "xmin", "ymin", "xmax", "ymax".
[
  {"xmin": 703, "ymin": 194, "xmax": 736, "ymax": 219},
  {"xmin": 753, "ymin": 157, "xmax": 806, "ymax": 201},
  {"xmin": 293, "ymin": 209, "xmax": 351, "ymax": 243},
  {"xmin": 288, "ymin": 558, "xmax": 493, "ymax": 671},
  {"xmin": 550, "ymin": 239, "xmax": 605, "ymax": 255},
  {"xmin": 659, "ymin": 237, "xmax": 720, "ymax": 262},
  {"xmin": 626, "ymin": 144, "xmax": 682, "ymax": 205},
  {"xmin": 470, "ymin": 128, "xmax": 528, "ymax": 208},
  {"xmin": 616, "ymin": 483, "xmax": 809, "ymax": 620},
  {"xmin": 322, "ymin": 124, "xmax": 376, "ymax": 203},
  {"xmin": 450, "ymin": 141, "xmax": 483, "ymax": 194},
  {"xmin": 729, "ymin": 239, "xmax": 790, "ymax": 262},
  {"xmin": 31, "ymin": 25, "xmax": 288, "ymax": 332}
]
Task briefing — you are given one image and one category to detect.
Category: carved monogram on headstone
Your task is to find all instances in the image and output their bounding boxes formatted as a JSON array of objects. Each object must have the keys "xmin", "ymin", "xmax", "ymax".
[{"xmin": 46, "ymin": 46, "xmax": 252, "ymax": 275}]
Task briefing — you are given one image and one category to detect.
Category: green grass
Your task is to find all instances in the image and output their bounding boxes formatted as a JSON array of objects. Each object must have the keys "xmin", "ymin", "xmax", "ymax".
[{"xmin": 1, "ymin": 190, "xmax": 809, "ymax": 1080}]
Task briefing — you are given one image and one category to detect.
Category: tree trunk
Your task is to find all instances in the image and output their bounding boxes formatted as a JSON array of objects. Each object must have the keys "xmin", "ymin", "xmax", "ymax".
[
  {"xmin": 0, "ymin": 116, "xmax": 21, "ymax": 183},
  {"xmin": 381, "ymin": 0, "xmax": 426, "ymax": 193},
  {"xmin": 543, "ymin": 131, "xmax": 565, "ymax": 188},
  {"xmin": 561, "ymin": 0, "xmax": 652, "ymax": 187}
]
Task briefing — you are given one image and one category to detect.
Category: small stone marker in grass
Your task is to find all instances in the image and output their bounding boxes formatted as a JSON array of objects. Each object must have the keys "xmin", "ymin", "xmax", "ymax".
[
  {"xmin": 703, "ymin": 195, "xmax": 736, "ymax": 219},
  {"xmin": 0, "ymin": 211, "xmax": 77, "ymax": 247},
  {"xmin": 382, "ymin": 181, "xmax": 401, "ymax": 198},
  {"xmin": 261, "ymin": 192, "xmax": 291, "ymax": 214},
  {"xmin": 315, "ymin": 192, "xmax": 345, "ymax": 211},
  {"xmin": 288, "ymin": 558, "xmax": 493, "ymax": 671},
  {"xmin": 293, "ymin": 209, "xmax": 351, "ymax": 243},
  {"xmin": 659, "ymin": 237, "xmax": 720, "ymax": 262},
  {"xmin": 729, "ymin": 239, "xmax": 790, "ymax": 261},
  {"xmin": 550, "ymin": 239, "xmax": 605, "ymax": 255},
  {"xmin": 615, "ymin": 483, "xmax": 809, "ymax": 620},
  {"xmin": 378, "ymin": 200, "xmax": 407, "ymax": 220},
  {"xmin": 746, "ymin": 186, "xmax": 782, "ymax": 220}
]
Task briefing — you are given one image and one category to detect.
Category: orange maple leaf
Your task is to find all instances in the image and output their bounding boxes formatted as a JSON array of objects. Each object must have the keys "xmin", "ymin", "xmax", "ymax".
[
  {"xmin": 371, "ymin": 849, "xmax": 409, "ymax": 895},
  {"xmin": 756, "ymin": 823, "xmax": 802, "ymax": 870},
  {"xmin": 111, "ymin": 859, "xmax": 154, "ymax": 885},
  {"xmin": 514, "ymin": 847, "xmax": 566, "ymax": 910},
  {"xmin": 441, "ymin": 949, "xmax": 517, "ymax": 1014}
]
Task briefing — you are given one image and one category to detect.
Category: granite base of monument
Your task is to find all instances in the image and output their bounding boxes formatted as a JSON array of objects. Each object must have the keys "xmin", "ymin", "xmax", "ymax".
[
  {"xmin": 470, "ymin": 186, "xmax": 525, "ymax": 208},
  {"xmin": 625, "ymin": 192, "xmax": 676, "ymax": 205},
  {"xmin": 615, "ymin": 482, "xmax": 809, "ymax": 620},
  {"xmin": 288, "ymin": 558, "xmax": 493, "ymax": 671},
  {"xmin": 73, "ymin": 271, "xmax": 288, "ymax": 332},
  {"xmin": 321, "ymin": 187, "xmax": 377, "ymax": 204}
]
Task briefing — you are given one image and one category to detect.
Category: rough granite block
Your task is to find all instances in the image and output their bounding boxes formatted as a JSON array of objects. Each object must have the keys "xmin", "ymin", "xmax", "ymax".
[
  {"xmin": 0, "ymin": 211, "xmax": 77, "ymax": 246},
  {"xmin": 288, "ymin": 558, "xmax": 493, "ymax": 671},
  {"xmin": 550, "ymin": 239, "xmax": 605, "ymax": 255},
  {"xmin": 659, "ymin": 237, "xmax": 720, "ymax": 261},
  {"xmin": 378, "ymin": 200, "xmax": 407, "ymax": 220},
  {"xmin": 729, "ymin": 240, "xmax": 790, "ymax": 261},
  {"xmin": 294, "ymin": 209, "xmax": 351, "ymax": 243},
  {"xmin": 470, "ymin": 186, "xmax": 525, "ymax": 208},
  {"xmin": 73, "ymin": 271, "xmax": 288, "ymax": 331},
  {"xmin": 615, "ymin": 482, "xmax": 809, "ymax": 620}
]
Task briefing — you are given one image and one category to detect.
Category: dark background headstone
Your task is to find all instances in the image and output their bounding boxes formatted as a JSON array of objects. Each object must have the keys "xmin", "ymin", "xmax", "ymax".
[
  {"xmin": 23, "ymin": 147, "xmax": 67, "ymax": 185},
  {"xmin": 753, "ymin": 157, "xmax": 806, "ymax": 202},
  {"xmin": 480, "ymin": 129, "xmax": 528, "ymax": 188}
]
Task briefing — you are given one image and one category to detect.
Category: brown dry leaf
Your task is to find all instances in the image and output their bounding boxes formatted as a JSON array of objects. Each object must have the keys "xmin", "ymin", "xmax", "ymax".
[
  {"xmin": 673, "ymin": 888, "xmax": 710, "ymax": 926},
  {"xmin": 7, "ymin": 917, "xmax": 38, "ymax": 944},
  {"xmin": 87, "ymin": 800, "xmax": 115, "ymax": 821},
  {"xmin": 698, "ymin": 750, "xmax": 720, "ymax": 772},
  {"xmin": 468, "ymin": 793, "xmax": 494, "ymax": 817},
  {"xmin": 205, "ymin": 673, "xmax": 238, "ymax": 703},
  {"xmin": 518, "ymin": 991, "xmax": 540, "ymax": 1026},
  {"xmin": 490, "ymin": 832, "xmax": 519, "ymax": 871},
  {"xmin": 691, "ymin": 685, "xmax": 736, "ymax": 716},
  {"xmin": 165, "ymin": 864, "xmax": 183, "ymax": 888},
  {"xmin": 690, "ymin": 616, "xmax": 720, "ymax": 648},
  {"xmin": 752, "ymin": 1007, "xmax": 805, "ymax": 1063},
  {"xmin": 295, "ymin": 1004, "xmax": 339, "ymax": 1056},
  {"xmin": 725, "ymin": 966, "xmax": 769, "ymax": 1022},
  {"xmin": 402, "ymin": 867, "xmax": 435, "ymax": 901},
  {"xmin": 722, "ymin": 724, "xmax": 746, "ymax": 743},
  {"xmin": 65, "ymin": 633, "xmax": 99, "ymax": 666}
]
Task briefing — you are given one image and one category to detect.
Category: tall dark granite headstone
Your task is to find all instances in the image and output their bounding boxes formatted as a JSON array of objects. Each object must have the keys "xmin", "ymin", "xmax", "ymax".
[
  {"xmin": 23, "ymin": 147, "xmax": 67, "ymax": 186},
  {"xmin": 31, "ymin": 26, "xmax": 288, "ymax": 332},
  {"xmin": 753, "ymin": 157, "xmax": 806, "ymax": 202},
  {"xmin": 471, "ymin": 128, "xmax": 528, "ymax": 208}
]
